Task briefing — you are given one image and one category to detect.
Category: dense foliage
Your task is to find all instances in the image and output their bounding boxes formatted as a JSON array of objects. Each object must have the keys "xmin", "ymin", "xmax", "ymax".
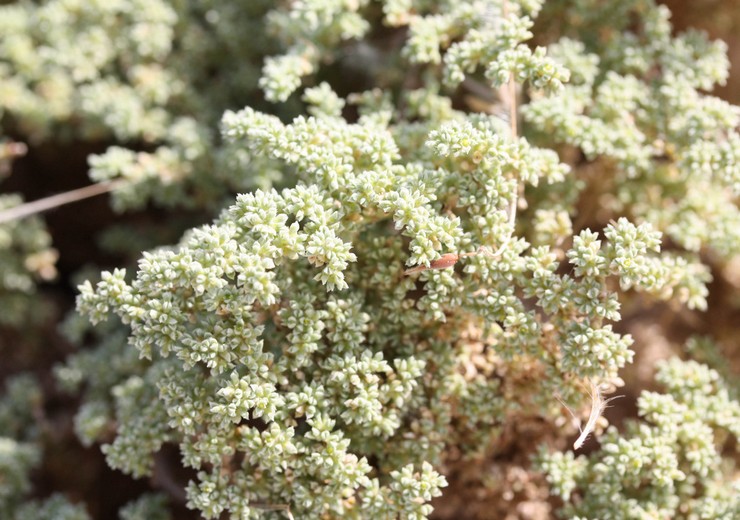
[{"xmin": 1, "ymin": 1, "xmax": 738, "ymax": 519}]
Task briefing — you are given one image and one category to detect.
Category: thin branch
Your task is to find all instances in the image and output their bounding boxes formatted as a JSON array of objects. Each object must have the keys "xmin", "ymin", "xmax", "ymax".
[
  {"xmin": 507, "ymin": 70, "xmax": 518, "ymax": 139},
  {"xmin": 491, "ymin": 0, "xmax": 520, "ymax": 257},
  {"xmin": 0, "ymin": 179, "xmax": 125, "ymax": 224},
  {"xmin": 151, "ymin": 452, "xmax": 188, "ymax": 504},
  {"xmin": 250, "ymin": 503, "xmax": 295, "ymax": 520}
]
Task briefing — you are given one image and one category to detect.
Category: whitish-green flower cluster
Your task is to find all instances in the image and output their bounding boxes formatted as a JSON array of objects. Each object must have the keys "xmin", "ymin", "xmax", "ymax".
[
  {"xmin": 524, "ymin": 0, "xmax": 740, "ymax": 257},
  {"xmin": 75, "ymin": 81, "xmax": 711, "ymax": 520},
  {"xmin": 0, "ymin": 375, "xmax": 41, "ymax": 518},
  {"xmin": 0, "ymin": 0, "xmax": 178, "ymax": 142},
  {"xmin": 538, "ymin": 357, "xmax": 740, "ymax": 519},
  {"xmin": 11, "ymin": 494, "xmax": 90, "ymax": 520},
  {"xmin": 2, "ymin": 364, "xmax": 173, "ymax": 519},
  {"xmin": 0, "ymin": 0, "xmax": 282, "ymax": 212},
  {"xmin": 118, "ymin": 493, "xmax": 171, "ymax": 520},
  {"xmin": 0, "ymin": 194, "xmax": 57, "ymax": 326},
  {"xmin": 260, "ymin": 0, "xmax": 372, "ymax": 102},
  {"xmin": 261, "ymin": 0, "xmax": 568, "ymax": 102},
  {"xmin": 0, "ymin": 374, "xmax": 92, "ymax": 520},
  {"xmin": 0, "ymin": 436, "xmax": 40, "ymax": 517},
  {"xmin": 57, "ymin": 0, "xmax": 738, "ymax": 518}
]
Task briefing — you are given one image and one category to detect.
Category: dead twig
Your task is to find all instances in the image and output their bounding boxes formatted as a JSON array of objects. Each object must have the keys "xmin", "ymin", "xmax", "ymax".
[{"xmin": 0, "ymin": 180, "xmax": 125, "ymax": 224}]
